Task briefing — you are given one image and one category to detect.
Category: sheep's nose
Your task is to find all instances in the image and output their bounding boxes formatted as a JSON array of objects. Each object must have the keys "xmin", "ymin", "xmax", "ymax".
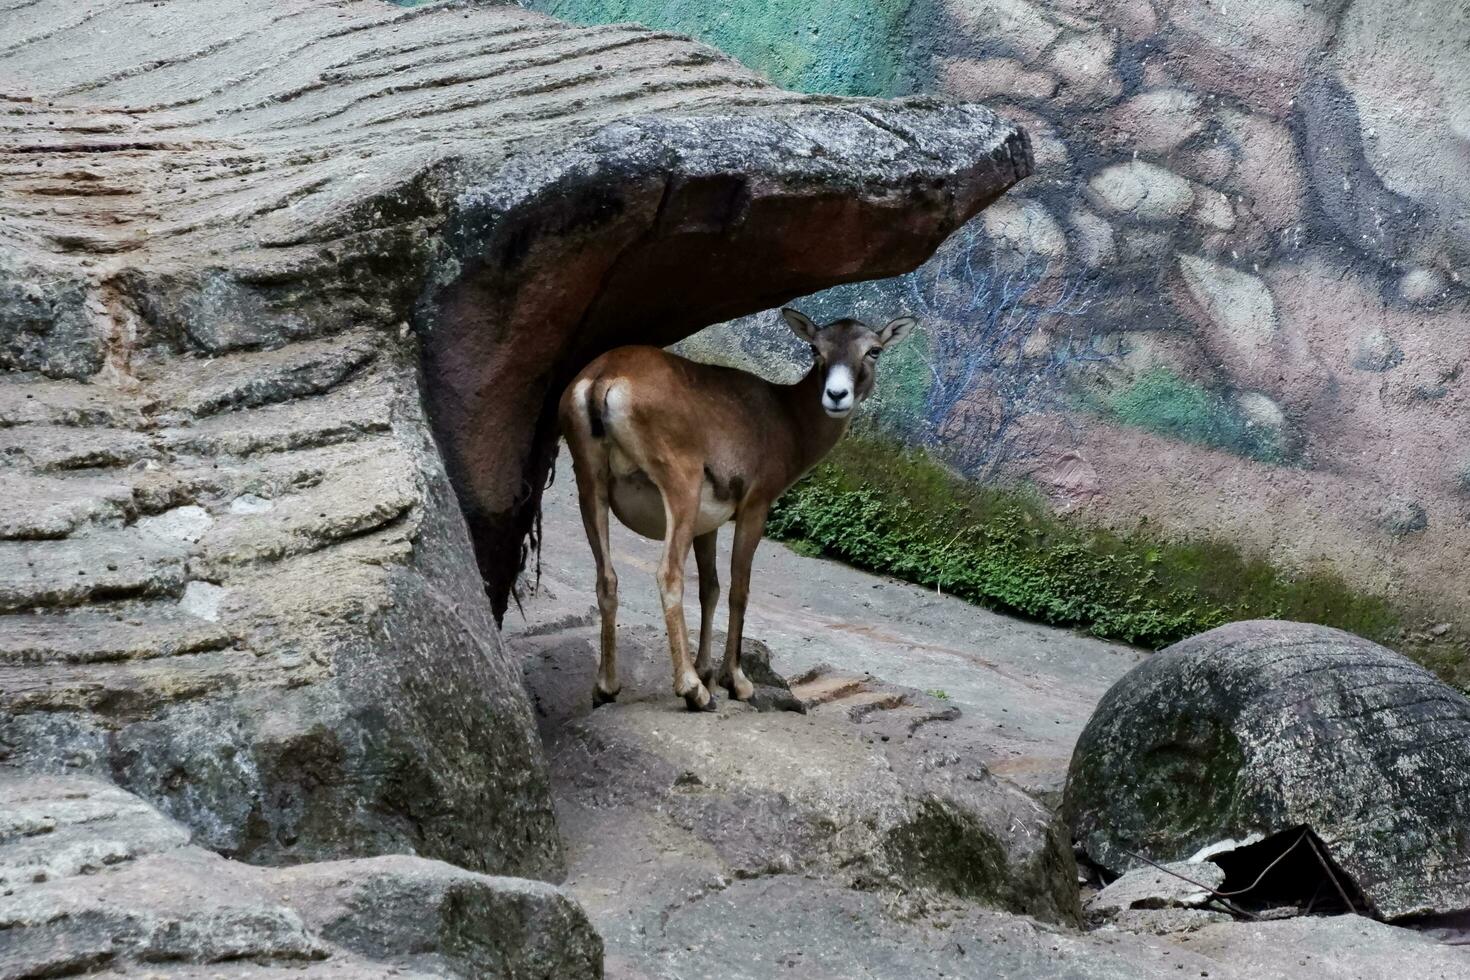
[{"xmin": 826, "ymin": 387, "xmax": 849, "ymax": 401}]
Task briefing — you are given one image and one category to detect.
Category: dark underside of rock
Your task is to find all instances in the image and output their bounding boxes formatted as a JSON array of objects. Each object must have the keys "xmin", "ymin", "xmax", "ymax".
[
  {"xmin": 1063, "ymin": 619, "xmax": 1470, "ymax": 920},
  {"xmin": 0, "ymin": 0, "xmax": 1029, "ymax": 883}
]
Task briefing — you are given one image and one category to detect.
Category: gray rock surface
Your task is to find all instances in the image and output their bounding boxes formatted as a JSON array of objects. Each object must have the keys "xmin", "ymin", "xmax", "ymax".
[
  {"xmin": 0, "ymin": 340, "xmax": 560, "ymax": 877},
  {"xmin": 518, "ymin": 626, "xmax": 801, "ymax": 735},
  {"xmin": 518, "ymin": 623, "xmax": 1081, "ymax": 926},
  {"xmin": 0, "ymin": 0, "xmax": 1029, "ymax": 871},
  {"xmin": 1087, "ymin": 861, "xmax": 1225, "ymax": 919},
  {"xmin": 1171, "ymin": 915, "xmax": 1470, "ymax": 980},
  {"xmin": 1064, "ymin": 619, "xmax": 1470, "ymax": 920},
  {"xmin": 514, "ymin": 490, "xmax": 1470, "ymax": 978},
  {"xmin": 264, "ymin": 856, "xmax": 603, "ymax": 980},
  {"xmin": 0, "ymin": 772, "xmax": 600, "ymax": 980}
]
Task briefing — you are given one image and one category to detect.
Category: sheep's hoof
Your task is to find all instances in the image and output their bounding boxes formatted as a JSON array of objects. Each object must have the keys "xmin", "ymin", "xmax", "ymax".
[
  {"xmin": 592, "ymin": 686, "xmax": 619, "ymax": 708},
  {"xmin": 684, "ymin": 687, "xmax": 717, "ymax": 713},
  {"xmin": 719, "ymin": 671, "xmax": 755, "ymax": 702}
]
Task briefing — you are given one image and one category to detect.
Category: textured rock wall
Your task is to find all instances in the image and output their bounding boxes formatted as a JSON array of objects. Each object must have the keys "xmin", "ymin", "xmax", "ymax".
[
  {"xmin": 0, "ymin": 333, "xmax": 561, "ymax": 875},
  {"xmin": 534, "ymin": 0, "xmax": 1470, "ymax": 635}
]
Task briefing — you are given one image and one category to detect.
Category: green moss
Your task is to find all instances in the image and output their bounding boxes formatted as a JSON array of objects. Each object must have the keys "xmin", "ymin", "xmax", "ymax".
[
  {"xmin": 1133, "ymin": 719, "xmax": 1245, "ymax": 851},
  {"xmin": 524, "ymin": 0, "xmax": 927, "ymax": 96},
  {"xmin": 1105, "ymin": 368, "xmax": 1286, "ymax": 464},
  {"xmin": 883, "ymin": 798, "xmax": 1079, "ymax": 925},
  {"xmin": 769, "ymin": 434, "xmax": 1426, "ymax": 661}
]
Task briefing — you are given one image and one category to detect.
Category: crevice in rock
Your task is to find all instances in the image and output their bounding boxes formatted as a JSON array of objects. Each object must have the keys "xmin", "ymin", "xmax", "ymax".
[{"xmin": 1208, "ymin": 825, "xmax": 1371, "ymax": 917}]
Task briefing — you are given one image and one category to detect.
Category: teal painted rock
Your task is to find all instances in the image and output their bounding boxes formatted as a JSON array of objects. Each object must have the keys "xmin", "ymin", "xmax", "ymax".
[{"xmin": 528, "ymin": 0, "xmax": 930, "ymax": 96}]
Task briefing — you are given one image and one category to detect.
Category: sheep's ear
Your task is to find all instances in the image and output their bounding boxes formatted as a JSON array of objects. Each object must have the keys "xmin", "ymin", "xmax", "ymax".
[
  {"xmin": 878, "ymin": 315, "xmax": 917, "ymax": 347},
  {"xmin": 781, "ymin": 307, "xmax": 820, "ymax": 343}
]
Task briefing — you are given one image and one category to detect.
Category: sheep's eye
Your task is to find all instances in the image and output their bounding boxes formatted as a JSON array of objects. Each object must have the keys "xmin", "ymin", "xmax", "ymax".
[
  {"xmin": 810, "ymin": 345, "xmax": 823, "ymax": 362},
  {"xmin": 865, "ymin": 347, "xmax": 882, "ymax": 360}
]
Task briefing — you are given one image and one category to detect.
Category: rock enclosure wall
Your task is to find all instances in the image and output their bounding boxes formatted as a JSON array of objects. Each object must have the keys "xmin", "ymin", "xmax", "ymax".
[{"xmin": 535, "ymin": 0, "xmax": 1470, "ymax": 636}]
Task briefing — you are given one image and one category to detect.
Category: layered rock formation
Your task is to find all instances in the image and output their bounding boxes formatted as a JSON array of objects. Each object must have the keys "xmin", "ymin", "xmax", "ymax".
[
  {"xmin": 0, "ymin": 0, "xmax": 1029, "ymax": 881},
  {"xmin": 0, "ymin": 772, "xmax": 602, "ymax": 979}
]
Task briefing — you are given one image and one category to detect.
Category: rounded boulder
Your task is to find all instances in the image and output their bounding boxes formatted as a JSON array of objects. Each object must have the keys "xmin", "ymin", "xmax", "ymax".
[{"xmin": 1063, "ymin": 619, "xmax": 1470, "ymax": 919}]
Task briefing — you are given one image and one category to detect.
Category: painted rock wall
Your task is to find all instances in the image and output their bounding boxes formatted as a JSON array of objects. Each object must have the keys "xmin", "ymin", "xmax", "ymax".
[{"xmin": 532, "ymin": 0, "xmax": 1470, "ymax": 632}]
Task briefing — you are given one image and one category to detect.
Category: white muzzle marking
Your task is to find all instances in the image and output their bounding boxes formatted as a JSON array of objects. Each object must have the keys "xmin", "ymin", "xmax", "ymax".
[{"xmin": 822, "ymin": 364, "xmax": 855, "ymax": 417}]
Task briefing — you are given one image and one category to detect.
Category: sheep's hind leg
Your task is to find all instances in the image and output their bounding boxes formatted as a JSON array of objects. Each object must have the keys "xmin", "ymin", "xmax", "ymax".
[{"xmin": 693, "ymin": 530, "xmax": 720, "ymax": 692}]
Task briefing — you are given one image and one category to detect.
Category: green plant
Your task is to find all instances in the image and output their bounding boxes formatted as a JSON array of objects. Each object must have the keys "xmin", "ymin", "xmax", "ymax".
[{"xmin": 768, "ymin": 434, "xmax": 1414, "ymax": 656}]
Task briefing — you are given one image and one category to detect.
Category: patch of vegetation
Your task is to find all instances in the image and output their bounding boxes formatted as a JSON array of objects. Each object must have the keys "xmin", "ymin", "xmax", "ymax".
[
  {"xmin": 1105, "ymin": 368, "xmax": 1285, "ymax": 464},
  {"xmin": 769, "ymin": 434, "xmax": 1411, "ymax": 654}
]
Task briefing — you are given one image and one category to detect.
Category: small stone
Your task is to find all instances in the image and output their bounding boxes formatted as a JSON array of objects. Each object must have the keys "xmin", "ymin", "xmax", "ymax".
[
  {"xmin": 982, "ymin": 197, "xmax": 1067, "ymax": 259},
  {"xmin": 1234, "ymin": 392, "xmax": 1285, "ymax": 430},
  {"xmin": 1177, "ymin": 254, "xmax": 1279, "ymax": 355},
  {"xmin": 1352, "ymin": 330, "xmax": 1403, "ymax": 372},
  {"xmin": 179, "ymin": 581, "xmax": 229, "ymax": 622},
  {"xmin": 1089, "ymin": 162, "xmax": 1194, "ymax": 221},
  {"xmin": 1069, "ymin": 207, "xmax": 1116, "ymax": 268},
  {"xmin": 136, "ymin": 505, "xmax": 213, "ymax": 544},
  {"xmin": 229, "ymin": 493, "xmax": 275, "ymax": 515},
  {"xmin": 1192, "ymin": 190, "xmax": 1236, "ymax": 231},
  {"xmin": 1087, "ymin": 861, "xmax": 1225, "ymax": 917},
  {"xmin": 1399, "ymin": 266, "xmax": 1446, "ymax": 304}
]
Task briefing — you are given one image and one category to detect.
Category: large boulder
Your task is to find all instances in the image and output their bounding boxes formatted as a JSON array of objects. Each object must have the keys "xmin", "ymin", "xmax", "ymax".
[
  {"xmin": 0, "ymin": 0, "xmax": 1030, "ymax": 871},
  {"xmin": 0, "ymin": 772, "xmax": 602, "ymax": 979},
  {"xmin": 1063, "ymin": 619, "xmax": 1470, "ymax": 920}
]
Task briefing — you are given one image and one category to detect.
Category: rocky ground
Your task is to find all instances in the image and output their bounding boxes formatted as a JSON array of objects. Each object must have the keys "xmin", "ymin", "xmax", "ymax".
[
  {"xmin": 503, "ymin": 458, "xmax": 1470, "ymax": 979},
  {"xmin": 0, "ymin": 773, "xmax": 601, "ymax": 979}
]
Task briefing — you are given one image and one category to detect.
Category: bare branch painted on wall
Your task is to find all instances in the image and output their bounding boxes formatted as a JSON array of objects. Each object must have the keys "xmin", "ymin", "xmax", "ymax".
[{"xmin": 888, "ymin": 227, "xmax": 1118, "ymax": 478}]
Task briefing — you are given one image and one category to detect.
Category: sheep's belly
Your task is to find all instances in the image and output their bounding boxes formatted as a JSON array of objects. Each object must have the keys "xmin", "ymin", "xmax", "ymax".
[{"xmin": 610, "ymin": 472, "xmax": 734, "ymax": 540}]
